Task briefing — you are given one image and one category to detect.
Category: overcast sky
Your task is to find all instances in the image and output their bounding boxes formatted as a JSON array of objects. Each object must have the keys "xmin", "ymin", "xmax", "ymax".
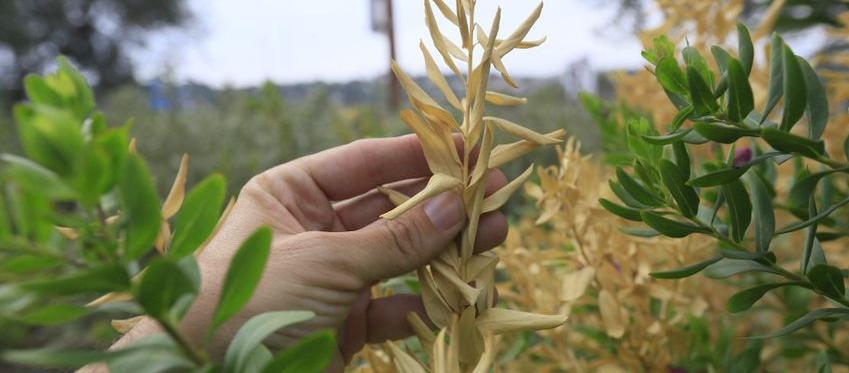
[{"xmin": 132, "ymin": 0, "xmax": 648, "ymax": 87}]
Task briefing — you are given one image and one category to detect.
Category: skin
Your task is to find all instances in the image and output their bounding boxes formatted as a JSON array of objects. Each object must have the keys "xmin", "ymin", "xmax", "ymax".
[{"xmin": 92, "ymin": 134, "xmax": 508, "ymax": 371}]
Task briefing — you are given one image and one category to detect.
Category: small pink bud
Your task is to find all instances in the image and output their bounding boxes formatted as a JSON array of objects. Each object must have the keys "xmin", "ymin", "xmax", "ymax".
[{"xmin": 733, "ymin": 147, "xmax": 752, "ymax": 167}]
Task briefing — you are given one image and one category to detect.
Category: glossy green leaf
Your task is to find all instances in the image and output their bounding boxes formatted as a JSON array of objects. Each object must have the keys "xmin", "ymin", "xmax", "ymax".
[
  {"xmin": 672, "ymin": 141, "xmax": 691, "ymax": 180},
  {"xmin": 687, "ymin": 166, "xmax": 748, "ymax": 187},
  {"xmin": 761, "ymin": 34, "xmax": 785, "ymax": 124},
  {"xmin": 1, "ymin": 348, "xmax": 132, "ymax": 369},
  {"xmin": 687, "ymin": 66, "xmax": 719, "ymax": 115},
  {"xmin": 788, "ymin": 168, "xmax": 848, "ymax": 211},
  {"xmin": 721, "ymin": 180, "xmax": 751, "ymax": 242},
  {"xmin": 650, "ymin": 255, "xmax": 722, "ymax": 279},
  {"xmin": 683, "ymin": 47, "xmax": 714, "ymax": 88},
  {"xmin": 1, "ymin": 154, "xmax": 75, "ymax": 200},
  {"xmin": 136, "ymin": 258, "xmax": 197, "ymax": 321},
  {"xmin": 261, "ymin": 330, "xmax": 335, "ymax": 373},
  {"xmin": 726, "ymin": 57, "xmax": 754, "ymax": 123},
  {"xmin": 670, "ymin": 106, "xmax": 693, "ymax": 131},
  {"xmin": 780, "ymin": 45, "xmax": 807, "ymax": 131},
  {"xmin": 615, "ymin": 168, "xmax": 663, "ymax": 207},
  {"xmin": 119, "ymin": 154, "xmax": 162, "ymax": 260},
  {"xmin": 639, "ymin": 211, "xmax": 708, "ymax": 238},
  {"xmin": 107, "ymin": 335, "xmax": 194, "ymax": 373},
  {"xmin": 640, "ymin": 128, "xmax": 692, "ymax": 145},
  {"xmin": 761, "ymin": 127, "xmax": 825, "ymax": 157},
  {"xmin": 223, "ymin": 310, "xmax": 315, "ymax": 373},
  {"xmin": 655, "ymin": 56, "xmax": 689, "ymax": 97},
  {"xmin": 608, "ymin": 180, "xmax": 649, "ymax": 209},
  {"xmin": 753, "ymin": 308, "xmax": 849, "ymax": 339},
  {"xmin": 618, "ymin": 227, "xmax": 660, "ymax": 238},
  {"xmin": 808, "ymin": 264, "xmax": 845, "ymax": 298},
  {"xmin": 693, "ymin": 122, "xmax": 760, "ymax": 144},
  {"xmin": 796, "ymin": 56, "xmax": 828, "ymax": 140},
  {"xmin": 746, "ymin": 173, "xmax": 774, "ymax": 252},
  {"xmin": 703, "ymin": 259, "xmax": 781, "ymax": 279},
  {"xmin": 23, "ymin": 265, "xmax": 130, "ymax": 295},
  {"xmin": 659, "ymin": 159, "xmax": 699, "ymax": 217},
  {"xmin": 599, "ymin": 198, "xmax": 642, "ymax": 221},
  {"xmin": 210, "ymin": 226, "xmax": 272, "ymax": 334},
  {"xmin": 727, "ymin": 282, "xmax": 803, "ymax": 313},
  {"xmin": 711, "ymin": 46, "xmax": 731, "ymax": 97},
  {"xmin": 737, "ymin": 23, "xmax": 754, "ymax": 76},
  {"xmin": 168, "ymin": 174, "xmax": 227, "ymax": 258},
  {"xmin": 13, "ymin": 104, "xmax": 85, "ymax": 178},
  {"xmin": 777, "ymin": 196, "xmax": 849, "ymax": 235},
  {"xmin": 23, "ymin": 75, "xmax": 62, "ymax": 107}
]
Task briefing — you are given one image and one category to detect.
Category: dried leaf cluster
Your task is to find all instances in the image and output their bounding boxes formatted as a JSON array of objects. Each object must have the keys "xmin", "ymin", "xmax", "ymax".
[{"xmin": 371, "ymin": 1, "xmax": 566, "ymax": 371}]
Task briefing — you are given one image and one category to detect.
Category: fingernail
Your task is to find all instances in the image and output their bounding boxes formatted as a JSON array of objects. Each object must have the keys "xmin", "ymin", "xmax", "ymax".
[{"xmin": 424, "ymin": 192, "xmax": 464, "ymax": 231}]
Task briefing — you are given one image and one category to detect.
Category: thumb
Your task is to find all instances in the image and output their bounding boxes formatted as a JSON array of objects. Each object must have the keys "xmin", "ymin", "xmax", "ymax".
[{"xmin": 342, "ymin": 191, "xmax": 465, "ymax": 282}]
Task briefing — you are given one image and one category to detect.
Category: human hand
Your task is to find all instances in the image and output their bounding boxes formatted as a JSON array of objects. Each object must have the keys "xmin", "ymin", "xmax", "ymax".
[{"xmin": 121, "ymin": 135, "xmax": 508, "ymax": 369}]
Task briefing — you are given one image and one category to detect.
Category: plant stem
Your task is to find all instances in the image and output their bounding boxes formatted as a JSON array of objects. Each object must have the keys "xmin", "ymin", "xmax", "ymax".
[{"xmin": 157, "ymin": 318, "xmax": 207, "ymax": 366}]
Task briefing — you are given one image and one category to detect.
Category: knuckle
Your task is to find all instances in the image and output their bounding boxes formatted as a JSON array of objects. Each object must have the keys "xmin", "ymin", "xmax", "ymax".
[{"xmin": 383, "ymin": 218, "xmax": 426, "ymax": 261}]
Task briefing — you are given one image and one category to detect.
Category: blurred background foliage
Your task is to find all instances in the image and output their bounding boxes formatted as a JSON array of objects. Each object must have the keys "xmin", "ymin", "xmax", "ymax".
[{"xmin": 3, "ymin": 0, "xmax": 849, "ymax": 371}]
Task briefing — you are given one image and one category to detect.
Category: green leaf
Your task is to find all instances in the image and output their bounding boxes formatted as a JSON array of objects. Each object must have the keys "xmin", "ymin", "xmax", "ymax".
[
  {"xmin": 640, "ymin": 128, "xmax": 692, "ymax": 145},
  {"xmin": 659, "ymin": 160, "xmax": 699, "ymax": 217},
  {"xmin": 23, "ymin": 75, "xmax": 62, "ymax": 107},
  {"xmin": 710, "ymin": 46, "xmax": 731, "ymax": 97},
  {"xmin": 816, "ymin": 350, "xmax": 833, "ymax": 373},
  {"xmin": 747, "ymin": 173, "xmax": 774, "ymax": 252},
  {"xmin": 209, "ymin": 226, "xmax": 272, "ymax": 334},
  {"xmin": 1, "ymin": 154, "xmax": 75, "ymax": 200},
  {"xmin": 168, "ymin": 174, "xmax": 227, "ymax": 258},
  {"xmin": 670, "ymin": 106, "xmax": 694, "ymax": 131},
  {"xmin": 762, "ymin": 34, "xmax": 785, "ymax": 123},
  {"xmin": 683, "ymin": 47, "xmax": 715, "ymax": 88},
  {"xmin": 727, "ymin": 282, "xmax": 804, "ymax": 313},
  {"xmin": 615, "ymin": 168, "xmax": 663, "ymax": 207},
  {"xmin": 136, "ymin": 258, "xmax": 197, "ymax": 321},
  {"xmin": 693, "ymin": 122, "xmax": 760, "ymax": 144},
  {"xmin": 808, "ymin": 264, "xmax": 845, "ymax": 298},
  {"xmin": 650, "ymin": 255, "xmax": 722, "ymax": 279},
  {"xmin": 780, "ymin": 45, "xmax": 807, "ymax": 132},
  {"xmin": 119, "ymin": 154, "xmax": 162, "ymax": 260},
  {"xmin": 721, "ymin": 180, "xmax": 751, "ymax": 242},
  {"xmin": 788, "ymin": 168, "xmax": 848, "ymax": 212},
  {"xmin": 608, "ymin": 180, "xmax": 650, "ymax": 209},
  {"xmin": 776, "ymin": 196, "xmax": 849, "ymax": 235},
  {"xmin": 688, "ymin": 166, "xmax": 748, "ymax": 187},
  {"xmin": 598, "ymin": 198, "xmax": 642, "ymax": 222},
  {"xmin": 13, "ymin": 103, "xmax": 85, "ymax": 178},
  {"xmin": 107, "ymin": 335, "xmax": 194, "ymax": 373},
  {"xmin": 796, "ymin": 56, "xmax": 828, "ymax": 140},
  {"xmin": 639, "ymin": 211, "xmax": 708, "ymax": 238},
  {"xmin": 753, "ymin": 308, "xmax": 849, "ymax": 339},
  {"xmin": 687, "ymin": 66, "xmax": 719, "ymax": 115},
  {"xmin": 261, "ymin": 330, "xmax": 335, "ymax": 373},
  {"xmin": 737, "ymin": 23, "xmax": 754, "ymax": 76},
  {"xmin": 672, "ymin": 141, "xmax": 691, "ymax": 180},
  {"xmin": 761, "ymin": 127, "xmax": 825, "ymax": 158},
  {"xmin": 656, "ymin": 56, "xmax": 689, "ymax": 97},
  {"xmin": 23, "ymin": 264, "xmax": 130, "ymax": 295},
  {"xmin": 618, "ymin": 226, "xmax": 660, "ymax": 238},
  {"xmin": 726, "ymin": 57, "xmax": 754, "ymax": 123},
  {"xmin": 223, "ymin": 310, "xmax": 315, "ymax": 373},
  {"xmin": 704, "ymin": 259, "xmax": 782, "ymax": 279},
  {"xmin": 1, "ymin": 348, "xmax": 132, "ymax": 369},
  {"xmin": 18, "ymin": 304, "xmax": 89, "ymax": 326}
]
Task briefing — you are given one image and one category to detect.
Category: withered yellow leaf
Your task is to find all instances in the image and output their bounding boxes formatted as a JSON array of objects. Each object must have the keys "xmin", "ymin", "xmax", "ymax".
[
  {"xmin": 485, "ymin": 91, "xmax": 527, "ymax": 106},
  {"xmin": 87, "ymin": 291, "xmax": 132, "ymax": 307},
  {"xmin": 486, "ymin": 117, "xmax": 562, "ymax": 145},
  {"xmin": 161, "ymin": 153, "xmax": 189, "ymax": 219},
  {"xmin": 387, "ymin": 341, "xmax": 427, "ymax": 373},
  {"xmin": 128, "ymin": 138, "xmax": 137, "ymax": 154},
  {"xmin": 481, "ymin": 164, "xmax": 533, "ymax": 213},
  {"xmin": 456, "ymin": 0, "xmax": 471, "ymax": 49},
  {"xmin": 408, "ymin": 311, "xmax": 435, "ymax": 356},
  {"xmin": 433, "ymin": 328, "xmax": 448, "ymax": 373},
  {"xmin": 495, "ymin": 2, "xmax": 544, "ymax": 57},
  {"xmin": 391, "ymin": 60, "xmax": 459, "ymax": 129},
  {"xmin": 111, "ymin": 316, "xmax": 144, "ymax": 334},
  {"xmin": 418, "ymin": 268, "xmax": 452, "ymax": 327},
  {"xmin": 420, "ymin": 41, "xmax": 462, "ymax": 110},
  {"xmin": 471, "ymin": 332, "xmax": 496, "ymax": 373},
  {"xmin": 491, "ymin": 54, "xmax": 518, "ymax": 88},
  {"xmin": 561, "ymin": 266, "xmax": 596, "ymax": 302},
  {"xmin": 432, "ymin": 0, "xmax": 459, "ymax": 25},
  {"xmin": 56, "ymin": 226, "xmax": 79, "ymax": 240},
  {"xmin": 489, "ymin": 129, "xmax": 566, "ymax": 168},
  {"xmin": 399, "ymin": 109, "xmax": 461, "ymax": 178},
  {"xmin": 154, "ymin": 220, "xmax": 172, "ymax": 254},
  {"xmin": 380, "ymin": 173, "xmax": 461, "ymax": 219},
  {"xmin": 466, "ymin": 9, "xmax": 501, "ymax": 146},
  {"xmin": 599, "ymin": 289, "xmax": 626, "ymax": 338},
  {"xmin": 424, "ymin": 0, "xmax": 462, "ymax": 78},
  {"xmin": 476, "ymin": 308, "xmax": 567, "ymax": 334},
  {"xmin": 457, "ymin": 306, "xmax": 484, "ymax": 365},
  {"xmin": 377, "ymin": 186, "xmax": 410, "ymax": 206},
  {"xmin": 432, "ymin": 260, "xmax": 481, "ymax": 305}
]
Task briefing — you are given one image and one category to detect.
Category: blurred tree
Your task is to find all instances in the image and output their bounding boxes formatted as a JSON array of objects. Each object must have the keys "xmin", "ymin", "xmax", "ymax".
[{"xmin": 0, "ymin": 0, "xmax": 191, "ymax": 100}]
